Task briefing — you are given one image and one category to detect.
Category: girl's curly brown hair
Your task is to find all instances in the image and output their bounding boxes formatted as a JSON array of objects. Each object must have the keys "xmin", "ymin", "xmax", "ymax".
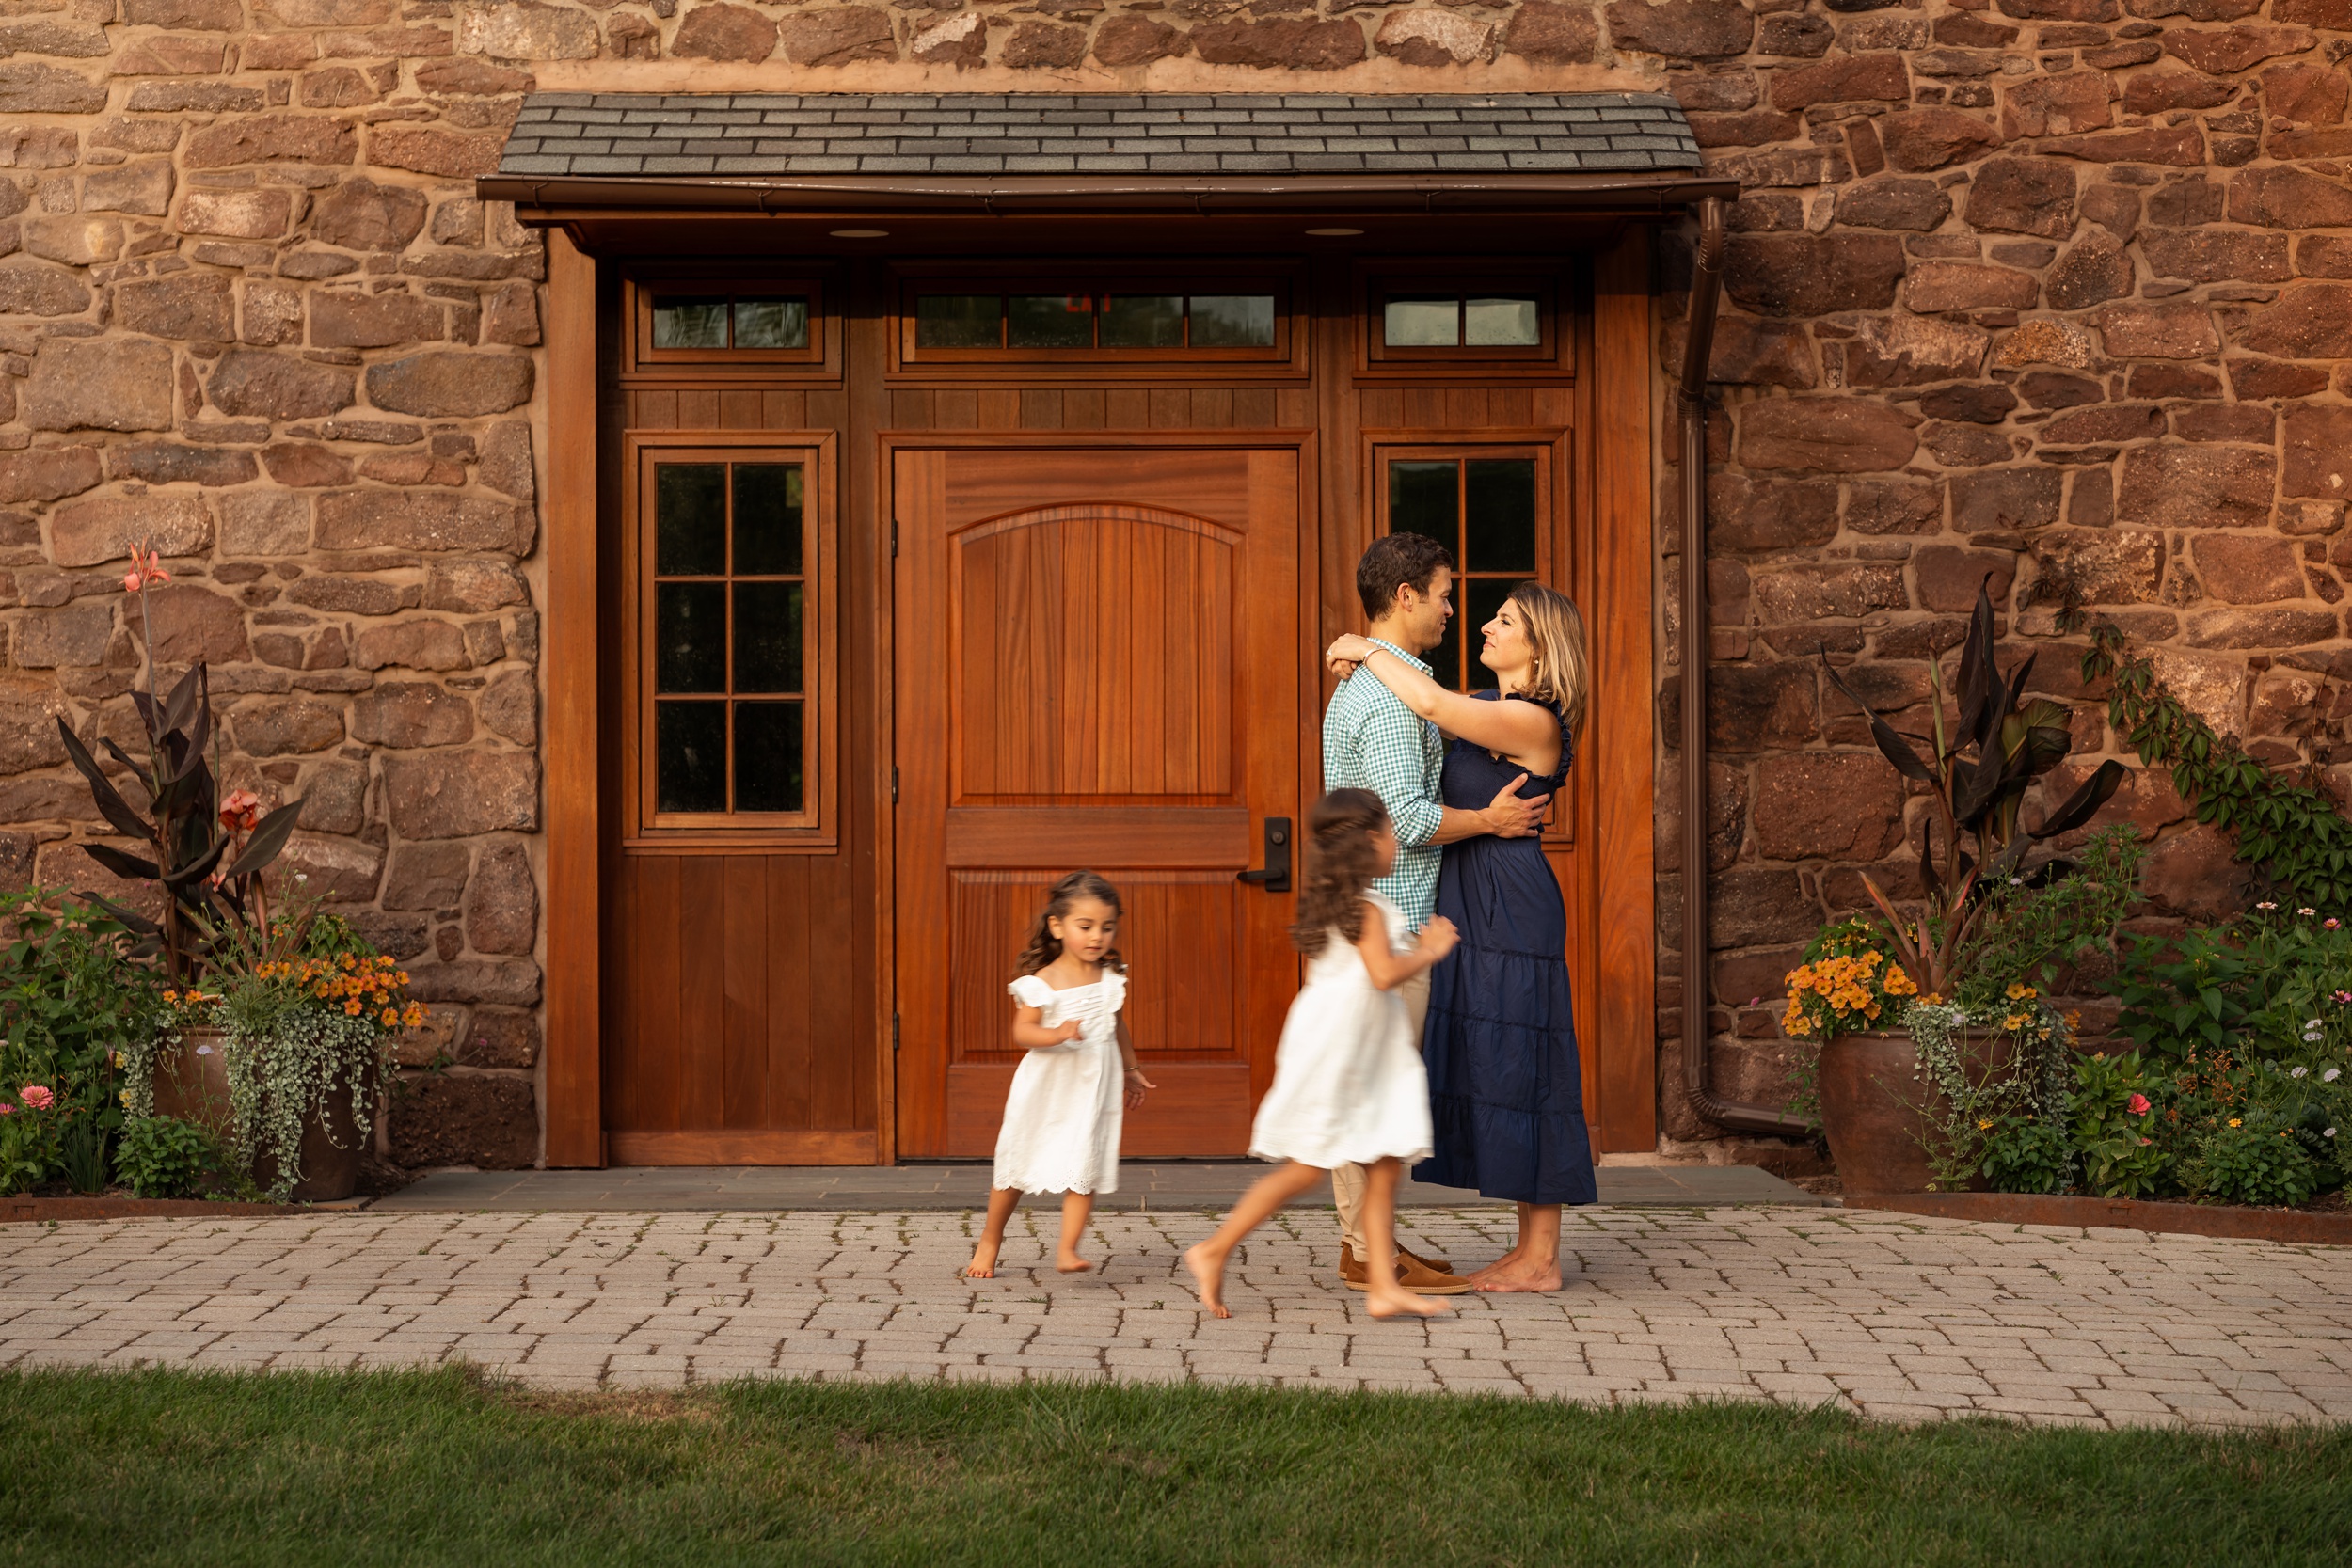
[
  {"xmin": 1014, "ymin": 870, "xmax": 1127, "ymax": 976},
  {"xmin": 1291, "ymin": 788, "xmax": 1390, "ymax": 957}
]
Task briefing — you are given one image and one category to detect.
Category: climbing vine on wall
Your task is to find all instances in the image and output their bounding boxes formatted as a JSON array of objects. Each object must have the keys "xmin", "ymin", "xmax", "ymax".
[{"xmin": 2080, "ymin": 623, "xmax": 2352, "ymax": 916}]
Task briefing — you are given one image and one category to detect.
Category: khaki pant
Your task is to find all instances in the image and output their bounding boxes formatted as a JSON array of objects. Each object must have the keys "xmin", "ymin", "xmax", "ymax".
[{"xmin": 1331, "ymin": 967, "xmax": 1432, "ymax": 1258}]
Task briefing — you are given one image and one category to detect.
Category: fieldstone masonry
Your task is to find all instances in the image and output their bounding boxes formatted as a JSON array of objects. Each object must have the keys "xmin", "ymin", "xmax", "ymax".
[{"xmin": 0, "ymin": 0, "xmax": 2344, "ymax": 1167}]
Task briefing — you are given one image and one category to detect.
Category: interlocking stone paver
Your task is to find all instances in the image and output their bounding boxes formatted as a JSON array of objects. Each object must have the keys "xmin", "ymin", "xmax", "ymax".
[{"xmin": 3, "ymin": 1206, "xmax": 2349, "ymax": 1428}]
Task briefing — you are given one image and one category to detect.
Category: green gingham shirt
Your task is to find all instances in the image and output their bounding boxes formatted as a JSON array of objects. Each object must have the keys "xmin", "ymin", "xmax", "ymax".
[{"xmin": 1321, "ymin": 638, "xmax": 1446, "ymax": 931}]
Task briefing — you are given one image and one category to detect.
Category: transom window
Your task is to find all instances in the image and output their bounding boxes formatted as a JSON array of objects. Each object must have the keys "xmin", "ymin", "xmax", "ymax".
[
  {"xmin": 628, "ymin": 277, "xmax": 830, "ymax": 372},
  {"xmin": 647, "ymin": 458, "xmax": 809, "ymax": 819},
  {"xmin": 1383, "ymin": 294, "xmax": 1541, "ymax": 349},
  {"xmin": 904, "ymin": 286, "xmax": 1283, "ymax": 358},
  {"xmin": 651, "ymin": 293, "xmax": 810, "ymax": 351},
  {"xmin": 1384, "ymin": 454, "xmax": 1542, "ymax": 691}
]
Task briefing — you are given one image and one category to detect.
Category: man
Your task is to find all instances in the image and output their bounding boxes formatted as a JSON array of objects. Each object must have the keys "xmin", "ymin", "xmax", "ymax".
[{"xmin": 1320, "ymin": 533, "xmax": 1549, "ymax": 1294}]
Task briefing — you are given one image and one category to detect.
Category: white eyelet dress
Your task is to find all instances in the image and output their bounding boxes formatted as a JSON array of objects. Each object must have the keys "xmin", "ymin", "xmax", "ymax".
[
  {"xmin": 992, "ymin": 968, "xmax": 1129, "ymax": 1196},
  {"xmin": 1249, "ymin": 893, "xmax": 1434, "ymax": 1170}
]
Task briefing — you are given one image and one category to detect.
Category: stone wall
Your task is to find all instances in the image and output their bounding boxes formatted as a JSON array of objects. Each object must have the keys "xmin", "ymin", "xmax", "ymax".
[
  {"xmin": 1649, "ymin": 0, "xmax": 2352, "ymax": 1164},
  {"xmin": 1, "ymin": 0, "xmax": 2344, "ymax": 1168}
]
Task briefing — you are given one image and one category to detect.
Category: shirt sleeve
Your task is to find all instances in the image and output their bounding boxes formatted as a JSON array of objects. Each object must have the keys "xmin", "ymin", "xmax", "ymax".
[
  {"xmin": 1355, "ymin": 698, "xmax": 1443, "ymax": 848},
  {"xmin": 1008, "ymin": 975, "xmax": 1054, "ymax": 1011}
]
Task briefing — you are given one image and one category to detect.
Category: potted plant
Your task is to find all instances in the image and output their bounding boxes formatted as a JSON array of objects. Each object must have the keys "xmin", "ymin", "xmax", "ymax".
[
  {"xmin": 1783, "ymin": 583, "xmax": 2142, "ymax": 1193},
  {"xmin": 130, "ymin": 911, "xmax": 423, "ymax": 1201}
]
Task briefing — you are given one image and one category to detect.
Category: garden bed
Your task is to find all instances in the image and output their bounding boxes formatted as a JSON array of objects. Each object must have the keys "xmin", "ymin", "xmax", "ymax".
[
  {"xmin": 1844, "ymin": 1190, "xmax": 2352, "ymax": 1247},
  {"xmin": 0, "ymin": 1194, "xmax": 365, "ymax": 1223}
]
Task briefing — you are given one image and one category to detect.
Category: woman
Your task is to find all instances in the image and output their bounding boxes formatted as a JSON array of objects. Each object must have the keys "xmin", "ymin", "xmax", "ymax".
[{"xmin": 1324, "ymin": 581, "xmax": 1597, "ymax": 1291}]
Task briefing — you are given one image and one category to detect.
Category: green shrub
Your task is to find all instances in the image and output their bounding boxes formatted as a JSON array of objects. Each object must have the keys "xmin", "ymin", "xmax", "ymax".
[
  {"xmin": 2187, "ymin": 1117, "xmax": 2323, "ymax": 1208},
  {"xmin": 113, "ymin": 1117, "xmax": 220, "ymax": 1200},
  {"xmin": 1979, "ymin": 1115, "xmax": 2074, "ymax": 1194},
  {"xmin": 2071, "ymin": 1051, "xmax": 2169, "ymax": 1199}
]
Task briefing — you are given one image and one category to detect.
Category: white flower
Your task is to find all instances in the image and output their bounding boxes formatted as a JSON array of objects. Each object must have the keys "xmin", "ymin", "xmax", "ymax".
[
  {"xmin": 2327, "ymin": 1069, "xmax": 2343, "ymax": 1083},
  {"xmin": 2328, "ymin": 1129, "xmax": 2340, "ymax": 1140},
  {"xmin": 2301, "ymin": 908, "xmax": 2319, "ymax": 916},
  {"xmin": 2010, "ymin": 877, "xmax": 2024, "ymax": 886},
  {"xmin": 2257, "ymin": 901, "xmax": 2279, "ymax": 911},
  {"xmin": 2294, "ymin": 1066, "xmax": 2309, "ymax": 1078}
]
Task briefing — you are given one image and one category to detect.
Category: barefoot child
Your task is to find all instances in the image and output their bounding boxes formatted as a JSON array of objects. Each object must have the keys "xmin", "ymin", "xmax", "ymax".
[
  {"xmin": 966, "ymin": 872, "xmax": 1155, "ymax": 1279},
  {"xmin": 1184, "ymin": 790, "xmax": 1460, "ymax": 1321}
]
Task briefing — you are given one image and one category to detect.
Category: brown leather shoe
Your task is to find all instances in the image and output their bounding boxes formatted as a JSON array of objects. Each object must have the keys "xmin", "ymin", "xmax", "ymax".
[
  {"xmin": 1341, "ymin": 1243, "xmax": 1473, "ymax": 1295},
  {"xmin": 1398, "ymin": 1244, "xmax": 1454, "ymax": 1275}
]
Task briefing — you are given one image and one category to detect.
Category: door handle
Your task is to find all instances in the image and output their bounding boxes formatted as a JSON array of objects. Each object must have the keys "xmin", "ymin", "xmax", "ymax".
[{"xmin": 1236, "ymin": 816, "xmax": 1291, "ymax": 894}]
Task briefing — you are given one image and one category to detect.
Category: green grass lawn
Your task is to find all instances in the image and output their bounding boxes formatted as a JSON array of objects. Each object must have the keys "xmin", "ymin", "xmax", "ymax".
[{"xmin": 2, "ymin": 1367, "xmax": 2345, "ymax": 1566}]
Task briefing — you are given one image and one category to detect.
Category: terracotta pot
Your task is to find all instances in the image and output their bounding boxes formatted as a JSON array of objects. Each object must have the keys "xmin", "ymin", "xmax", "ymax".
[
  {"xmin": 1816, "ymin": 1031, "xmax": 1935, "ymax": 1196},
  {"xmin": 251, "ymin": 1069, "xmax": 374, "ymax": 1203},
  {"xmin": 149, "ymin": 1027, "xmax": 234, "ymax": 1140}
]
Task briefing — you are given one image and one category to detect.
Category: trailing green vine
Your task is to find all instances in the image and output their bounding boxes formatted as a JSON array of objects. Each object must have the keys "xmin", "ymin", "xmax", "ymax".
[{"xmin": 2079, "ymin": 620, "xmax": 2352, "ymax": 915}]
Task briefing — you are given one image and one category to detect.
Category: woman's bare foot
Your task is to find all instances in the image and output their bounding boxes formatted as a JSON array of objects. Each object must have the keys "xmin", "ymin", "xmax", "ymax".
[
  {"xmin": 1366, "ymin": 1287, "xmax": 1452, "ymax": 1320},
  {"xmin": 1464, "ymin": 1246, "xmax": 1530, "ymax": 1286},
  {"xmin": 1472, "ymin": 1260, "xmax": 1563, "ymax": 1293},
  {"xmin": 1056, "ymin": 1252, "xmax": 1094, "ymax": 1274},
  {"xmin": 964, "ymin": 1240, "xmax": 1001, "ymax": 1279},
  {"xmin": 1182, "ymin": 1243, "xmax": 1231, "ymax": 1319}
]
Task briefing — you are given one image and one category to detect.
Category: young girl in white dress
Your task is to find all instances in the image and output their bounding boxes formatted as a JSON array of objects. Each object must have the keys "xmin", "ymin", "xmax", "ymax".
[
  {"xmin": 1184, "ymin": 789, "xmax": 1460, "ymax": 1321},
  {"xmin": 965, "ymin": 871, "xmax": 1155, "ymax": 1279}
]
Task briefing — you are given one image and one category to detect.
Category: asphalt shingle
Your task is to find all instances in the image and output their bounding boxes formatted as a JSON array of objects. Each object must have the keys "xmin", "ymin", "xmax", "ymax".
[{"xmin": 494, "ymin": 91, "xmax": 1701, "ymax": 181}]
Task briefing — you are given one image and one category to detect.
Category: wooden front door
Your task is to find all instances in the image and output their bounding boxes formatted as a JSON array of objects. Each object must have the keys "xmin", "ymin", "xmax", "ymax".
[{"xmin": 893, "ymin": 443, "xmax": 1305, "ymax": 1158}]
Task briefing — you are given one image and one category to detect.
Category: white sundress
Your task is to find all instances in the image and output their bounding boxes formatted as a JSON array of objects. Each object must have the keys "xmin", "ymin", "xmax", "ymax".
[
  {"xmin": 1249, "ymin": 892, "xmax": 1434, "ymax": 1170},
  {"xmin": 992, "ymin": 968, "xmax": 1129, "ymax": 1196}
]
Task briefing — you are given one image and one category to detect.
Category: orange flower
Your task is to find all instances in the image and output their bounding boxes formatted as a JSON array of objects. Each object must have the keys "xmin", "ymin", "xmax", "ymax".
[{"xmin": 343, "ymin": 998, "xmax": 363, "ymax": 1015}]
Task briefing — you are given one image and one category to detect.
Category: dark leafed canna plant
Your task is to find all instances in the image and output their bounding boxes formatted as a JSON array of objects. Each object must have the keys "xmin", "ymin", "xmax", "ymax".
[
  {"xmin": 52, "ymin": 543, "xmax": 303, "ymax": 984},
  {"xmin": 1820, "ymin": 580, "xmax": 2128, "ymax": 999}
]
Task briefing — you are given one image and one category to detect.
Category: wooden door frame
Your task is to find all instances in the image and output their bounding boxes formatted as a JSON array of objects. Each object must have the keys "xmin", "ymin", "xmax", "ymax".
[{"xmin": 539, "ymin": 229, "xmax": 1659, "ymax": 1168}]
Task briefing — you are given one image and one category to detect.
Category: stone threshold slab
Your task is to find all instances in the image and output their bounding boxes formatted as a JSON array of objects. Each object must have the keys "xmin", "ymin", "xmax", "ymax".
[{"xmin": 372, "ymin": 1163, "xmax": 1825, "ymax": 1212}]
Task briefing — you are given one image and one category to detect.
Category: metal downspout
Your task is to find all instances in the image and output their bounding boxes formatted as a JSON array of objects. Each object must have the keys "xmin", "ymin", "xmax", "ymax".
[{"xmin": 1677, "ymin": 197, "xmax": 1815, "ymax": 1140}]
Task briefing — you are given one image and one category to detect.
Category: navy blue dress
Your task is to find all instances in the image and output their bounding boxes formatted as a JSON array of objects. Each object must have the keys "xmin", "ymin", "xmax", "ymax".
[{"xmin": 1414, "ymin": 692, "xmax": 1598, "ymax": 1206}]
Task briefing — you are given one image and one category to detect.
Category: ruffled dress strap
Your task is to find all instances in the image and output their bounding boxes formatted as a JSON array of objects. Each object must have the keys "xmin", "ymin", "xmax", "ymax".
[
  {"xmin": 1009, "ymin": 974, "xmax": 1056, "ymax": 1009},
  {"xmin": 1098, "ymin": 968, "xmax": 1128, "ymax": 1013}
]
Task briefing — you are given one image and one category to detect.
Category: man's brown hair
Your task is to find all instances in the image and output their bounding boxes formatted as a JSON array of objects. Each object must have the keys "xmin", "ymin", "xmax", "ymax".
[{"xmin": 1355, "ymin": 532, "xmax": 1454, "ymax": 620}]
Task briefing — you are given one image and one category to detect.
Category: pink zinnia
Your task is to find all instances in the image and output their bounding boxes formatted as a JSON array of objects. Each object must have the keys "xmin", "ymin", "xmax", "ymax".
[
  {"xmin": 18, "ymin": 1085, "xmax": 53, "ymax": 1111},
  {"xmin": 2128, "ymin": 1093, "xmax": 2151, "ymax": 1116},
  {"xmin": 0, "ymin": 1103, "xmax": 12, "ymax": 1117}
]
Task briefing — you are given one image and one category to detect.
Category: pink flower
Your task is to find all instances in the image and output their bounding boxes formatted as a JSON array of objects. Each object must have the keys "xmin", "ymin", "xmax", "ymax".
[
  {"xmin": 18, "ymin": 1085, "xmax": 54, "ymax": 1112},
  {"xmin": 2330, "ymin": 919, "xmax": 2343, "ymax": 931},
  {"xmin": 219, "ymin": 788, "xmax": 263, "ymax": 833},
  {"xmin": 2128, "ymin": 1093, "xmax": 2151, "ymax": 1116},
  {"xmin": 0, "ymin": 1102, "xmax": 12, "ymax": 1117}
]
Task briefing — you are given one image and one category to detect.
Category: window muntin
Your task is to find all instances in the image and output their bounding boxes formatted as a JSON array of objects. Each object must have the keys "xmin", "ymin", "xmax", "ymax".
[
  {"xmin": 1385, "ymin": 455, "xmax": 1543, "ymax": 691},
  {"xmin": 908, "ymin": 288, "xmax": 1280, "ymax": 354},
  {"xmin": 647, "ymin": 458, "xmax": 810, "ymax": 819}
]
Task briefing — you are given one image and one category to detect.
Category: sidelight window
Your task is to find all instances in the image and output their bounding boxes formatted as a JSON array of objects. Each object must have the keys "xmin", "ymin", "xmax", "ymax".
[
  {"xmin": 1383, "ymin": 454, "xmax": 1544, "ymax": 692},
  {"xmin": 633, "ymin": 439, "xmax": 834, "ymax": 837}
]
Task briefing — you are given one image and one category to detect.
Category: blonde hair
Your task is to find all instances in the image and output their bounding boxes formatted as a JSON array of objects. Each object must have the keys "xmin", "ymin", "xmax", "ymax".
[{"xmin": 1504, "ymin": 582, "xmax": 1590, "ymax": 750}]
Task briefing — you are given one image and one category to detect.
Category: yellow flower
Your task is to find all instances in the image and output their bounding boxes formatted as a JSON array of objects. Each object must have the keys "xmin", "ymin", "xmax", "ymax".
[
  {"xmin": 1978, "ymin": 1119, "xmax": 1994, "ymax": 1131},
  {"xmin": 2006, "ymin": 982, "xmax": 2029, "ymax": 1001},
  {"xmin": 2229, "ymin": 1117, "xmax": 2242, "ymax": 1128},
  {"xmin": 2003, "ymin": 1014, "xmax": 2026, "ymax": 1030}
]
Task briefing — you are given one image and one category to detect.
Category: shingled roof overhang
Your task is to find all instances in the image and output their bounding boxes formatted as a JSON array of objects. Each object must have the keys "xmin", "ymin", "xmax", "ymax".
[{"xmin": 479, "ymin": 91, "xmax": 1735, "ymax": 218}]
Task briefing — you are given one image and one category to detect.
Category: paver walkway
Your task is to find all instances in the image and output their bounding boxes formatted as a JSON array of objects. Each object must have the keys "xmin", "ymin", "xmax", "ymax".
[{"xmin": 4, "ymin": 1205, "xmax": 2349, "ymax": 1429}]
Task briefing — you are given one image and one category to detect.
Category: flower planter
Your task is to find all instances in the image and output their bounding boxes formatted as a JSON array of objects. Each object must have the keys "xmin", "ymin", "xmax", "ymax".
[
  {"xmin": 148, "ymin": 1028, "xmax": 376, "ymax": 1203},
  {"xmin": 251, "ymin": 1068, "xmax": 374, "ymax": 1204},
  {"xmin": 1816, "ymin": 1031, "xmax": 1936, "ymax": 1196},
  {"xmin": 148, "ymin": 1027, "xmax": 234, "ymax": 1140}
]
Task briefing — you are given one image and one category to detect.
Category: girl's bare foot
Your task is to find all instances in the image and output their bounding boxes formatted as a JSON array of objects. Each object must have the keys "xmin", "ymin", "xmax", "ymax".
[
  {"xmin": 1182, "ymin": 1242, "xmax": 1231, "ymax": 1319},
  {"xmin": 1056, "ymin": 1253, "xmax": 1094, "ymax": 1274},
  {"xmin": 964, "ymin": 1241, "xmax": 1001, "ymax": 1279},
  {"xmin": 1366, "ymin": 1287, "xmax": 1452, "ymax": 1320}
]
